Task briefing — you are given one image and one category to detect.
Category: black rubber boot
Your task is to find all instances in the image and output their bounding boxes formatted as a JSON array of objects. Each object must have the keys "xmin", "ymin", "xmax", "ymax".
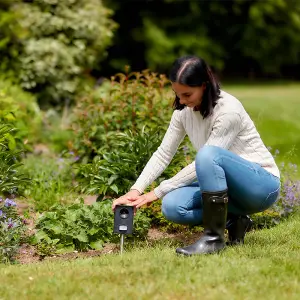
[
  {"xmin": 226, "ymin": 213, "xmax": 253, "ymax": 245},
  {"xmin": 176, "ymin": 190, "xmax": 228, "ymax": 256}
]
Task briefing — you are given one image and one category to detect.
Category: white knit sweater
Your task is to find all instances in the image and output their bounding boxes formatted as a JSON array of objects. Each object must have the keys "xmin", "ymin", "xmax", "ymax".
[{"xmin": 130, "ymin": 90, "xmax": 280, "ymax": 198}]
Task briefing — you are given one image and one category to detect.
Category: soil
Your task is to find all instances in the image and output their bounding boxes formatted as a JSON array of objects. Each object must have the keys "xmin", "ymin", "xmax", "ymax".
[
  {"xmin": 16, "ymin": 229, "xmax": 201, "ymax": 265},
  {"xmin": 14, "ymin": 196, "xmax": 202, "ymax": 265}
]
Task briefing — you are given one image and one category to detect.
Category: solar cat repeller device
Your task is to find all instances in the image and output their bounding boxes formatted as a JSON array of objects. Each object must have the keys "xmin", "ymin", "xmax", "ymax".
[{"xmin": 114, "ymin": 205, "xmax": 134, "ymax": 254}]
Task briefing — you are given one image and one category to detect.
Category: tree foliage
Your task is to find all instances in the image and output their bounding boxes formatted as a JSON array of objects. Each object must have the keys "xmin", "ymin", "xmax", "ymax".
[
  {"xmin": 104, "ymin": 0, "xmax": 300, "ymax": 77},
  {"xmin": 0, "ymin": 0, "xmax": 117, "ymax": 106}
]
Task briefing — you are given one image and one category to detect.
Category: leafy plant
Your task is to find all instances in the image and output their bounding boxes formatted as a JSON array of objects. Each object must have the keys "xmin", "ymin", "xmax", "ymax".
[
  {"xmin": 5, "ymin": 0, "xmax": 117, "ymax": 106},
  {"xmin": 0, "ymin": 78, "xmax": 41, "ymax": 149},
  {"xmin": 75, "ymin": 126, "xmax": 189, "ymax": 200},
  {"xmin": 32, "ymin": 200, "xmax": 150, "ymax": 255},
  {"xmin": 251, "ymin": 155, "xmax": 300, "ymax": 229},
  {"xmin": 75, "ymin": 127, "xmax": 164, "ymax": 198},
  {"xmin": 0, "ymin": 197, "xmax": 27, "ymax": 264},
  {"xmin": 21, "ymin": 155, "xmax": 77, "ymax": 212},
  {"xmin": 70, "ymin": 69, "xmax": 172, "ymax": 160},
  {"xmin": 0, "ymin": 124, "xmax": 30, "ymax": 196}
]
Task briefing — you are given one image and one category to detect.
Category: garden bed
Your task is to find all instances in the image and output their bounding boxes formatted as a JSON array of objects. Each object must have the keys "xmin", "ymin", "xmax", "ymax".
[
  {"xmin": 15, "ymin": 227, "xmax": 201, "ymax": 264},
  {"xmin": 14, "ymin": 196, "xmax": 201, "ymax": 264}
]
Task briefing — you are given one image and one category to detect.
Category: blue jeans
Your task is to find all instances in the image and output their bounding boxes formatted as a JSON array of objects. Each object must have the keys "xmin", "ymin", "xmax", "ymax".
[{"xmin": 162, "ymin": 145, "xmax": 281, "ymax": 226}]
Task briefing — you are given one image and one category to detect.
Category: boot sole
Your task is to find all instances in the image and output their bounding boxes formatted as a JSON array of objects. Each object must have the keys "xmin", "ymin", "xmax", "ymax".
[{"xmin": 176, "ymin": 245, "xmax": 226, "ymax": 256}]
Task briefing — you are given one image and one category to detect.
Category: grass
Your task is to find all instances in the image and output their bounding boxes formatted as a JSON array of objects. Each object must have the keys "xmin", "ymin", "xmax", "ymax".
[
  {"xmin": 224, "ymin": 83, "xmax": 300, "ymax": 168},
  {"xmin": 0, "ymin": 212, "xmax": 299, "ymax": 299}
]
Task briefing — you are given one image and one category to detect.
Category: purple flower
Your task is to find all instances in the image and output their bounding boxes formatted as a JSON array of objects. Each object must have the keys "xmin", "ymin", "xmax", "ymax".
[
  {"xmin": 4, "ymin": 198, "xmax": 16, "ymax": 207},
  {"xmin": 6, "ymin": 218, "xmax": 17, "ymax": 229},
  {"xmin": 69, "ymin": 151, "xmax": 75, "ymax": 156},
  {"xmin": 74, "ymin": 156, "xmax": 80, "ymax": 162},
  {"xmin": 282, "ymin": 179, "xmax": 300, "ymax": 208},
  {"xmin": 275, "ymin": 149, "xmax": 280, "ymax": 155},
  {"xmin": 0, "ymin": 197, "xmax": 2, "ymax": 202},
  {"xmin": 183, "ymin": 145, "xmax": 189, "ymax": 156}
]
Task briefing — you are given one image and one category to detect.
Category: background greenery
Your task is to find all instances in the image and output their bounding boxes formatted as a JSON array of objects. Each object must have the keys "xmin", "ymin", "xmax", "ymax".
[
  {"xmin": 0, "ymin": 2, "xmax": 299, "ymax": 295},
  {"xmin": 101, "ymin": 0, "xmax": 300, "ymax": 78}
]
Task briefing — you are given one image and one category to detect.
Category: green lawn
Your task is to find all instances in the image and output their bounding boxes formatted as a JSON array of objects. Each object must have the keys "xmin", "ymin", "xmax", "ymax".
[
  {"xmin": 1, "ymin": 212, "xmax": 299, "ymax": 299},
  {"xmin": 224, "ymin": 83, "xmax": 300, "ymax": 167}
]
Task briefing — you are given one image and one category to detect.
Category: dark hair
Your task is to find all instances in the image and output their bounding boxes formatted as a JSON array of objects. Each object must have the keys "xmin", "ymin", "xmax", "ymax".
[{"xmin": 169, "ymin": 55, "xmax": 221, "ymax": 119}]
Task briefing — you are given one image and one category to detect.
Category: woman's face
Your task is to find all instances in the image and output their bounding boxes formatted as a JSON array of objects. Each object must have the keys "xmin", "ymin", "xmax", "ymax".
[{"xmin": 171, "ymin": 82, "xmax": 205, "ymax": 108}]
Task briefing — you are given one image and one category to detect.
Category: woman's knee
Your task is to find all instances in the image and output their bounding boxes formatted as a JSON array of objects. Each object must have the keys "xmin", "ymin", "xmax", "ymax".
[
  {"xmin": 161, "ymin": 192, "xmax": 187, "ymax": 222},
  {"xmin": 196, "ymin": 145, "xmax": 222, "ymax": 167}
]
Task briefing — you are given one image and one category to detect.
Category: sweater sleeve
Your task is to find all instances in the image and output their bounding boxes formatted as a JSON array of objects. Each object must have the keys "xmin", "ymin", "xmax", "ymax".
[
  {"xmin": 205, "ymin": 112, "xmax": 242, "ymax": 149},
  {"xmin": 130, "ymin": 110, "xmax": 186, "ymax": 194}
]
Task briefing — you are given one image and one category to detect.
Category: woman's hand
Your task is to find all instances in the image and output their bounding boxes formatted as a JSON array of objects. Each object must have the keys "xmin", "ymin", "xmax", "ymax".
[
  {"xmin": 128, "ymin": 191, "xmax": 159, "ymax": 209},
  {"xmin": 112, "ymin": 189, "xmax": 141, "ymax": 211}
]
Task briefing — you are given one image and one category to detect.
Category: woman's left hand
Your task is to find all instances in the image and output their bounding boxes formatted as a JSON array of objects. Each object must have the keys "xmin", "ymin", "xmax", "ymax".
[{"xmin": 129, "ymin": 191, "xmax": 159, "ymax": 209}]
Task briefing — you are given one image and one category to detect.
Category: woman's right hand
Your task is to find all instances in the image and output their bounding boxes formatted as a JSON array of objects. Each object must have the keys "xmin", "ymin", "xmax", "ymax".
[{"xmin": 112, "ymin": 189, "xmax": 141, "ymax": 211}]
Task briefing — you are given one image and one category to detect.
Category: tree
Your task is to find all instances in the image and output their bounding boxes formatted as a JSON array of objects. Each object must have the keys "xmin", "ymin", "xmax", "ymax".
[
  {"xmin": 1, "ymin": 0, "xmax": 117, "ymax": 107},
  {"xmin": 103, "ymin": 0, "xmax": 300, "ymax": 78}
]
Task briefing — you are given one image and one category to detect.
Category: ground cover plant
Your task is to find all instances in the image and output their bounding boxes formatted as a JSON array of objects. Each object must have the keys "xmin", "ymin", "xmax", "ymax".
[
  {"xmin": 0, "ymin": 123, "xmax": 30, "ymax": 263},
  {"xmin": 0, "ymin": 197, "xmax": 27, "ymax": 264},
  {"xmin": 32, "ymin": 200, "xmax": 150, "ymax": 257}
]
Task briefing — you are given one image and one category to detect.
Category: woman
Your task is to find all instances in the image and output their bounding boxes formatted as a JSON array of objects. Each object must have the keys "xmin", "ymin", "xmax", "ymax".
[{"xmin": 112, "ymin": 55, "xmax": 280, "ymax": 256}]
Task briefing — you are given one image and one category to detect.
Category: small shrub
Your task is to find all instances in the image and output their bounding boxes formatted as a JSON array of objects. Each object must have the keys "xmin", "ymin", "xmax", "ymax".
[
  {"xmin": 277, "ymin": 162, "xmax": 300, "ymax": 214},
  {"xmin": 75, "ymin": 127, "xmax": 164, "ymax": 198},
  {"xmin": 0, "ymin": 124, "xmax": 30, "ymax": 196},
  {"xmin": 251, "ymin": 210, "xmax": 281, "ymax": 230},
  {"xmin": 0, "ymin": 78, "xmax": 41, "ymax": 149},
  {"xmin": 70, "ymin": 69, "xmax": 173, "ymax": 161},
  {"xmin": 38, "ymin": 108, "xmax": 75, "ymax": 154},
  {"xmin": 0, "ymin": 197, "xmax": 27, "ymax": 264},
  {"xmin": 32, "ymin": 200, "xmax": 150, "ymax": 255},
  {"xmin": 4, "ymin": 0, "xmax": 117, "ymax": 106},
  {"xmin": 21, "ymin": 155, "xmax": 77, "ymax": 212},
  {"xmin": 143, "ymin": 199, "xmax": 203, "ymax": 234},
  {"xmin": 75, "ymin": 126, "xmax": 190, "ymax": 200},
  {"xmin": 251, "ymin": 156, "xmax": 300, "ymax": 229}
]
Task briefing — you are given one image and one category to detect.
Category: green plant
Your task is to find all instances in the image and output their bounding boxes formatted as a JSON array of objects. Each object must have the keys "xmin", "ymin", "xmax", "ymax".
[
  {"xmin": 0, "ymin": 197, "xmax": 27, "ymax": 264},
  {"xmin": 76, "ymin": 127, "xmax": 164, "ymax": 197},
  {"xmin": 0, "ymin": 78, "xmax": 41, "ymax": 149},
  {"xmin": 75, "ymin": 126, "xmax": 189, "ymax": 200},
  {"xmin": 32, "ymin": 200, "xmax": 150, "ymax": 255},
  {"xmin": 70, "ymin": 69, "xmax": 172, "ymax": 160},
  {"xmin": 21, "ymin": 155, "xmax": 77, "ymax": 212},
  {"xmin": 5, "ymin": 0, "xmax": 117, "ymax": 106},
  {"xmin": 143, "ymin": 199, "xmax": 203, "ymax": 234},
  {"xmin": 0, "ymin": 124, "xmax": 30, "ymax": 196},
  {"xmin": 39, "ymin": 108, "xmax": 75, "ymax": 153}
]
